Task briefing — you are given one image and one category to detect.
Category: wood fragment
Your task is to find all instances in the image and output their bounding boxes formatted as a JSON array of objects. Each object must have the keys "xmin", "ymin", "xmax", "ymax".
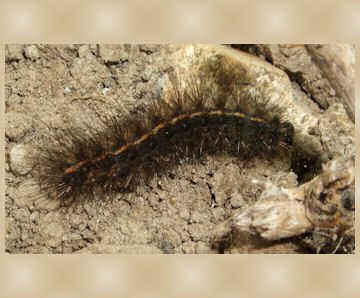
[
  {"xmin": 306, "ymin": 44, "xmax": 355, "ymax": 122},
  {"xmin": 233, "ymin": 157, "xmax": 354, "ymax": 244}
]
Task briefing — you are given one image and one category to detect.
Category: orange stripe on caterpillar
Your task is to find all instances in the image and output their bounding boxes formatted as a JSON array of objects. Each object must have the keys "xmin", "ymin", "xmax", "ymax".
[
  {"xmin": 250, "ymin": 117, "xmax": 264, "ymax": 122},
  {"xmin": 63, "ymin": 110, "xmax": 269, "ymax": 175}
]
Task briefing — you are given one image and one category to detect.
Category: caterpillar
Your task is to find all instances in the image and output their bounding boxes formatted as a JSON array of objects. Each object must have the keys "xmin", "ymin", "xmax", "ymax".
[{"xmin": 32, "ymin": 57, "xmax": 295, "ymax": 206}]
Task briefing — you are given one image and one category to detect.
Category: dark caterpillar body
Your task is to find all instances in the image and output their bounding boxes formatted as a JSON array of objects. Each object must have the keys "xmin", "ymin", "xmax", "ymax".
[
  {"xmin": 39, "ymin": 106, "xmax": 293, "ymax": 203},
  {"xmin": 36, "ymin": 62, "xmax": 295, "ymax": 204}
]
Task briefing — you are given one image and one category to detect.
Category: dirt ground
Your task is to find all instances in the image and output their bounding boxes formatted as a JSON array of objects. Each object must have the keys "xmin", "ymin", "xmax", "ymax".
[{"xmin": 5, "ymin": 44, "xmax": 354, "ymax": 253}]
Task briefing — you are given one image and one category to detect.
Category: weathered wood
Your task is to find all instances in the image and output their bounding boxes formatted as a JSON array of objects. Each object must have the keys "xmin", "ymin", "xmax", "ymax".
[
  {"xmin": 306, "ymin": 44, "xmax": 355, "ymax": 122},
  {"xmin": 233, "ymin": 157, "xmax": 354, "ymax": 253}
]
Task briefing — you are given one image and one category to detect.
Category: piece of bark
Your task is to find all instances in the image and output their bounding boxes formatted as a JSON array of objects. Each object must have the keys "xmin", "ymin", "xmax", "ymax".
[{"xmin": 306, "ymin": 44, "xmax": 355, "ymax": 122}]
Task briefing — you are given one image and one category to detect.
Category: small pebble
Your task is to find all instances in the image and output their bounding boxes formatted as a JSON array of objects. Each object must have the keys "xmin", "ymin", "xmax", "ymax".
[
  {"xmin": 64, "ymin": 87, "xmax": 72, "ymax": 94},
  {"xmin": 160, "ymin": 240, "xmax": 174, "ymax": 254},
  {"xmin": 102, "ymin": 87, "xmax": 110, "ymax": 95},
  {"xmin": 9, "ymin": 144, "xmax": 33, "ymax": 176},
  {"xmin": 230, "ymin": 193, "xmax": 245, "ymax": 208},
  {"xmin": 24, "ymin": 45, "xmax": 40, "ymax": 61}
]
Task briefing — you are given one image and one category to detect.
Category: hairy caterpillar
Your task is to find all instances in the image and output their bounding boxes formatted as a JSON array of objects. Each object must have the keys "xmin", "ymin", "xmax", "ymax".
[{"xmin": 33, "ymin": 58, "xmax": 295, "ymax": 206}]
